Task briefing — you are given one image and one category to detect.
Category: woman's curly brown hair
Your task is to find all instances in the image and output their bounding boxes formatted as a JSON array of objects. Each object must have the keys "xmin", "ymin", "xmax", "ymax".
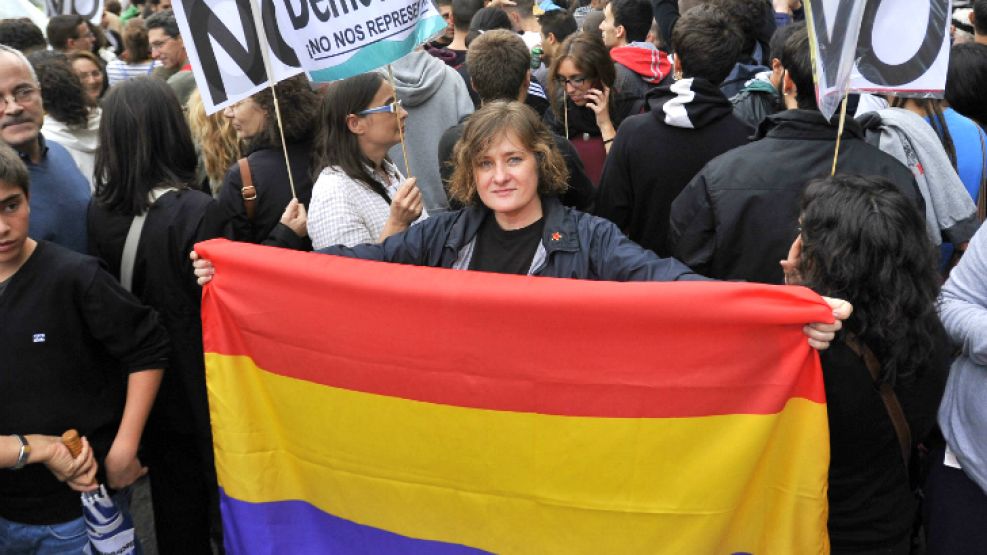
[
  {"xmin": 247, "ymin": 74, "xmax": 321, "ymax": 151},
  {"xmin": 448, "ymin": 101, "xmax": 568, "ymax": 206}
]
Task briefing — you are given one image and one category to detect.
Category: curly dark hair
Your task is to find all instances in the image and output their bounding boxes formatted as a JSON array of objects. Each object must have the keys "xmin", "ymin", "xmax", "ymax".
[
  {"xmin": 246, "ymin": 74, "xmax": 321, "ymax": 152},
  {"xmin": 796, "ymin": 175, "xmax": 941, "ymax": 385},
  {"xmin": 27, "ymin": 51, "xmax": 90, "ymax": 127},
  {"xmin": 449, "ymin": 101, "xmax": 568, "ymax": 206}
]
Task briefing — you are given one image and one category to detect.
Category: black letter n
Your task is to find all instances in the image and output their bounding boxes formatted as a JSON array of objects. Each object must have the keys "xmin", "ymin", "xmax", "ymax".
[{"xmin": 181, "ymin": 0, "xmax": 268, "ymax": 105}]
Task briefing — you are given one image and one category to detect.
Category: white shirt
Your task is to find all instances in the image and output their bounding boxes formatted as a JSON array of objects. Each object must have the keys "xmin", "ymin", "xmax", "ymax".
[{"xmin": 308, "ymin": 161, "xmax": 428, "ymax": 249}]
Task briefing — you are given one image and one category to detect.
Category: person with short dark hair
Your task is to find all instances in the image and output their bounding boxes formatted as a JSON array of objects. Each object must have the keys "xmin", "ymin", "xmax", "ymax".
[
  {"xmin": 0, "ymin": 137, "xmax": 168, "ymax": 553},
  {"xmin": 145, "ymin": 9, "xmax": 195, "ymax": 105},
  {"xmin": 729, "ymin": 21, "xmax": 800, "ymax": 131},
  {"xmin": 668, "ymin": 26, "xmax": 924, "ymax": 284},
  {"xmin": 447, "ymin": 0, "xmax": 484, "ymax": 67},
  {"xmin": 781, "ymin": 174, "xmax": 950, "ymax": 554},
  {"xmin": 595, "ymin": 4, "xmax": 750, "ymax": 258},
  {"xmin": 946, "ymin": 42, "xmax": 987, "ymax": 126},
  {"xmin": 535, "ymin": 11, "xmax": 579, "ymax": 85},
  {"xmin": 652, "ymin": 0, "xmax": 776, "ymax": 96},
  {"xmin": 0, "ymin": 18, "xmax": 47, "ymax": 54},
  {"xmin": 456, "ymin": 7, "xmax": 551, "ymax": 116},
  {"xmin": 46, "ymin": 14, "xmax": 95, "ymax": 53},
  {"xmin": 972, "ymin": 0, "xmax": 987, "ymax": 43},
  {"xmin": 600, "ymin": 0, "xmax": 672, "ymax": 102},
  {"xmin": 438, "ymin": 29, "xmax": 595, "ymax": 211}
]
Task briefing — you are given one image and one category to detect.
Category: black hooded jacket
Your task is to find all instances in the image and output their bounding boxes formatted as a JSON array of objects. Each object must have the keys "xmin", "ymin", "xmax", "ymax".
[
  {"xmin": 595, "ymin": 78, "xmax": 751, "ymax": 257},
  {"xmin": 669, "ymin": 110, "xmax": 924, "ymax": 284}
]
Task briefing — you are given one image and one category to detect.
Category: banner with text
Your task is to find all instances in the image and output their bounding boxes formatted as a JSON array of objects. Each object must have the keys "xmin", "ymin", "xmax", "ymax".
[
  {"xmin": 171, "ymin": 0, "xmax": 304, "ymax": 114},
  {"xmin": 46, "ymin": 0, "xmax": 104, "ymax": 24},
  {"xmin": 805, "ymin": 0, "xmax": 952, "ymax": 119},
  {"xmin": 275, "ymin": 0, "xmax": 446, "ymax": 82}
]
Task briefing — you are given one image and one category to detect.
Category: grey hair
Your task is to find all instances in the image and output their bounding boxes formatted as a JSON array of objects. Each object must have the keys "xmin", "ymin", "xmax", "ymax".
[
  {"xmin": 0, "ymin": 44, "xmax": 38, "ymax": 83},
  {"xmin": 145, "ymin": 9, "xmax": 181, "ymax": 38}
]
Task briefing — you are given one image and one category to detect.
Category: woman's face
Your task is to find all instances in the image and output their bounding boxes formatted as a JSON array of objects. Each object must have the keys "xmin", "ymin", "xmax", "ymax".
[
  {"xmin": 556, "ymin": 58, "xmax": 592, "ymax": 106},
  {"xmin": 224, "ymin": 97, "xmax": 267, "ymax": 141},
  {"xmin": 71, "ymin": 58, "xmax": 103, "ymax": 106},
  {"xmin": 356, "ymin": 81, "xmax": 407, "ymax": 149},
  {"xmin": 474, "ymin": 131, "xmax": 542, "ymax": 227}
]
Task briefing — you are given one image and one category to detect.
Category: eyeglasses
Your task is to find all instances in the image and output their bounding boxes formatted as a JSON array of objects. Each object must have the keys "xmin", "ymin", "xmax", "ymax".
[
  {"xmin": 0, "ymin": 87, "xmax": 40, "ymax": 111},
  {"xmin": 357, "ymin": 98, "xmax": 402, "ymax": 116},
  {"xmin": 150, "ymin": 37, "xmax": 176, "ymax": 51},
  {"xmin": 555, "ymin": 75, "xmax": 588, "ymax": 87}
]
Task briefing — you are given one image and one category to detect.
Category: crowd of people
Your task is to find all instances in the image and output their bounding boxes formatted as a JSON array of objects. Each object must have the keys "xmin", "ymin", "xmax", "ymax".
[{"xmin": 1, "ymin": 0, "xmax": 986, "ymax": 553}]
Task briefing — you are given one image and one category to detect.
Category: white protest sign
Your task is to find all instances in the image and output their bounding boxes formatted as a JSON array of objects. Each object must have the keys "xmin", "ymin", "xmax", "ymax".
[
  {"xmin": 273, "ymin": 0, "xmax": 446, "ymax": 82},
  {"xmin": 45, "ymin": 0, "xmax": 105, "ymax": 25},
  {"xmin": 805, "ymin": 0, "xmax": 952, "ymax": 119},
  {"xmin": 171, "ymin": 0, "xmax": 304, "ymax": 114}
]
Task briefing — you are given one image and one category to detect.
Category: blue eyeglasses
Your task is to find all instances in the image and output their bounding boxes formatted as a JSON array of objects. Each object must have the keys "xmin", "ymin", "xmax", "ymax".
[{"xmin": 357, "ymin": 98, "xmax": 402, "ymax": 116}]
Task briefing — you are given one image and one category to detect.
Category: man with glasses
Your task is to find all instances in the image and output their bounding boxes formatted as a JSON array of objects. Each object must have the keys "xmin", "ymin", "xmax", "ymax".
[
  {"xmin": 45, "ymin": 15, "xmax": 96, "ymax": 53},
  {"xmin": 0, "ymin": 45, "xmax": 90, "ymax": 254},
  {"xmin": 146, "ymin": 10, "xmax": 196, "ymax": 105}
]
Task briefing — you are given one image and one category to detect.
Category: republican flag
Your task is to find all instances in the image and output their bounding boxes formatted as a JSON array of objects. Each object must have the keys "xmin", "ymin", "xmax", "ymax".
[{"xmin": 196, "ymin": 239, "xmax": 833, "ymax": 554}]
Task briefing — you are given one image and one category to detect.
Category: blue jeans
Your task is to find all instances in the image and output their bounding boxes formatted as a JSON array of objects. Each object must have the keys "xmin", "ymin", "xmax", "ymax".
[
  {"xmin": 0, "ymin": 487, "xmax": 142, "ymax": 554},
  {"xmin": 0, "ymin": 515, "xmax": 89, "ymax": 554}
]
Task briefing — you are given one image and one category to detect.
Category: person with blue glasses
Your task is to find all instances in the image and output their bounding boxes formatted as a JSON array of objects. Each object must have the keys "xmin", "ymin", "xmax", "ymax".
[{"xmin": 308, "ymin": 72, "xmax": 427, "ymax": 249}]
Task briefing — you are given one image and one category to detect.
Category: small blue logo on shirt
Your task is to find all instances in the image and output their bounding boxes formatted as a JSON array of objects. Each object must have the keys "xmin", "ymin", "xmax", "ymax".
[{"xmin": 32, "ymin": 333, "xmax": 45, "ymax": 343}]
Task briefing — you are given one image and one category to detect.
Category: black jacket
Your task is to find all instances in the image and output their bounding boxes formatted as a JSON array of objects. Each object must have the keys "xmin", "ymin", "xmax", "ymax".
[
  {"xmin": 438, "ymin": 116, "xmax": 597, "ymax": 212},
  {"xmin": 669, "ymin": 110, "xmax": 924, "ymax": 284},
  {"xmin": 319, "ymin": 196, "xmax": 703, "ymax": 282},
  {"xmin": 822, "ymin": 328, "xmax": 949, "ymax": 551},
  {"xmin": 88, "ymin": 190, "xmax": 225, "ymax": 437},
  {"xmin": 596, "ymin": 78, "xmax": 752, "ymax": 257},
  {"xmin": 216, "ymin": 140, "xmax": 315, "ymax": 249}
]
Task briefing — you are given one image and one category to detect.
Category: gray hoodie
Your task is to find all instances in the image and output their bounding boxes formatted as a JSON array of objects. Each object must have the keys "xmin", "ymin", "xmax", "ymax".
[
  {"xmin": 938, "ymin": 222, "xmax": 987, "ymax": 494},
  {"xmin": 864, "ymin": 108, "xmax": 979, "ymax": 247},
  {"xmin": 383, "ymin": 50, "xmax": 473, "ymax": 213}
]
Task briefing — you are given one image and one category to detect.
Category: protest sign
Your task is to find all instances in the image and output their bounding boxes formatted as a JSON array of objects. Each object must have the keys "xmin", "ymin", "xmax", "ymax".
[
  {"xmin": 45, "ymin": 0, "xmax": 104, "ymax": 24},
  {"xmin": 805, "ymin": 0, "xmax": 952, "ymax": 119},
  {"xmin": 274, "ymin": 0, "xmax": 446, "ymax": 82},
  {"xmin": 171, "ymin": 0, "xmax": 304, "ymax": 114},
  {"xmin": 197, "ymin": 238, "xmax": 833, "ymax": 554}
]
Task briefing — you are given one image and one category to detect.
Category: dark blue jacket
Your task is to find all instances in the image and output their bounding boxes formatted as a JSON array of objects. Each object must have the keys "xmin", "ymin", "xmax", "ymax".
[{"xmin": 319, "ymin": 196, "xmax": 704, "ymax": 282}]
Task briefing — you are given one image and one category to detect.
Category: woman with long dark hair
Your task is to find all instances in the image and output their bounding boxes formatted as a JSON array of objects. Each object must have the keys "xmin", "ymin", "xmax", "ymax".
[
  {"xmin": 307, "ymin": 72, "xmax": 425, "ymax": 248},
  {"xmin": 88, "ymin": 77, "xmax": 224, "ymax": 554},
  {"xmin": 217, "ymin": 74, "xmax": 319, "ymax": 248},
  {"xmin": 781, "ymin": 175, "xmax": 950, "ymax": 554}
]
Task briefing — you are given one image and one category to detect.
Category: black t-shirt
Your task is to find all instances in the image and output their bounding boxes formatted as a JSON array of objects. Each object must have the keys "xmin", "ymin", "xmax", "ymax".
[
  {"xmin": 0, "ymin": 276, "xmax": 8, "ymax": 299},
  {"xmin": 468, "ymin": 216, "xmax": 544, "ymax": 275}
]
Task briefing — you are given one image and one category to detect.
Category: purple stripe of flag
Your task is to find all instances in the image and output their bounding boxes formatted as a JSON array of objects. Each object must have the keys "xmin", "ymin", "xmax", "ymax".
[{"xmin": 219, "ymin": 488, "xmax": 492, "ymax": 554}]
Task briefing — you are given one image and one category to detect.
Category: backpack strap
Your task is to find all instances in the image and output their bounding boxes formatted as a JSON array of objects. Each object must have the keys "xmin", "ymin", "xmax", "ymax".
[
  {"xmin": 844, "ymin": 334, "xmax": 912, "ymax": 468},
  {"xmin": 239, "ymin": 158, "xmax": 257, "ymax": 222},
  {"xmin": 120, "ymin": 186, "xmax": 179, "ymax": 292}
]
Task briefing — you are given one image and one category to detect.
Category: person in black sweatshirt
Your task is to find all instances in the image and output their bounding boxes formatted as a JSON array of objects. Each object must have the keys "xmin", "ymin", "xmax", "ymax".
[
  {"xmin": 0, "ymin": 142, "xmax": 168, "ymax": 551},
  {"xmin": 594, "ymin": 4, "xmax": 751, "ymax": 257}
]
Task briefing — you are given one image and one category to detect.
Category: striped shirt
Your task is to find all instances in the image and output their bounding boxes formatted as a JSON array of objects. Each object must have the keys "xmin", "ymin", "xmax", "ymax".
[
  {"xmin": 308, "ymin": 161, "xmax": 428, "ymax": 249},
  {"xmin": 106, "ymin": 59, "xmax": 158, "ymax": 87}
]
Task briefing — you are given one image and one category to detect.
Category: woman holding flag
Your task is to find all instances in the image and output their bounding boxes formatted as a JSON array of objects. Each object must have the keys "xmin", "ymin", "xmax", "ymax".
[{"xmin": 194, "ymin": 100, "xmax": 850, "ymax": 349}]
